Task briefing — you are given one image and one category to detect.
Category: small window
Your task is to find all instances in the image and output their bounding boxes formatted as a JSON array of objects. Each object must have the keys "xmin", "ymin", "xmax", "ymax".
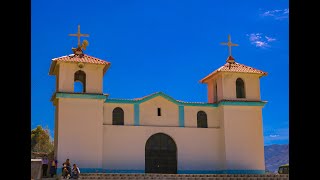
[
  {"xmin": 113, "ymin": 107, "xmax": 124, "ymax": 125},
  {"xmin": 197, "ymin": 111, "xmax": 208, "ymax": 128},
  {"xmin": 157, "ymin": 108, "xmax": 161, "ymax": 116}
]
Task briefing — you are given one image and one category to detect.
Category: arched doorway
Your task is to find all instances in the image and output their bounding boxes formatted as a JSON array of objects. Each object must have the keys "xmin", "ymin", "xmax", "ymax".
[{"xmin": 145, "ymin": 133, "xmax": 177, "ymax": 174}]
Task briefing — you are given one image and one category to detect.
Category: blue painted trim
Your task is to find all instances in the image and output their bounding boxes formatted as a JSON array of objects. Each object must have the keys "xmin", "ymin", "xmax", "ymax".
[
  {"xmin": 57, "ymin": 168, "xmax": 264, "ymax": 175},
  {"xmin": 57, "ymin": 168, "xmax": 62, "ymax": 175},
  {"xmin": 104, "ymin": 92, "xmax": 266, "ymax": 107},
  {"xmin": 105, "ymin": 99, "xmax": 137, "ymax": 104},
  {"xmin": 139, "ymin": 92, "xmax": 182, "ymax": 105},
  {"xmin": 103, "ymin": 169, "xmax": 144, "ymax": 174},
  {"xmin": 217, "ymin": 101, "xmax": 267, "ymax": 106},
  {"xmin": 183, "ymin": 103, "xmax": 217, "ymax": 107},
  {"xmin": 55, "ymin": 92, "xmax": 107, "ymax": 100},
  {"xmin": 179, "ymin": 106, "xmax": 185, "ymax": 127},
  {"xmin": 178, "ymin": 170, "xmax": 224, "ymax": 174},
  {"xmin": 57, "ymin": 168, "xmax": 144, "ymax": 174},
  {"xmin": 134, "ymin": 103, "xmax": 140, "ymax": 126},
  {"xmin": 223, "ymin": 170, "xmax": 265, "ymax": 174}
]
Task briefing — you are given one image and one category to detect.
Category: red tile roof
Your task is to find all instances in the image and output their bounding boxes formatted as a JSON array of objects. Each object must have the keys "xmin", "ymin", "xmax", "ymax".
[
  {"xmin": 49, "ymin": 54, "xmax": 111, "ymax": 75},
  {"xmin": 52, "ymin": 54, "xmax": 110, "ymax": 65},
  {"xmin": 200, "ymin": 62, "xmax": 267, "ymax": 83}
]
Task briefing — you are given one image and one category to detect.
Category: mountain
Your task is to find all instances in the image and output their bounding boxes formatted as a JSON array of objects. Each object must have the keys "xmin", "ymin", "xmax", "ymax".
[{"xmin": 264, "ymin": 144, "xmax": 289, "ymax": 173}]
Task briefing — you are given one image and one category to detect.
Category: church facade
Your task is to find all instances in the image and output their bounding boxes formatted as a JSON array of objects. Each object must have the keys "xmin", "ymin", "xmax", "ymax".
[{"xmin": 49, "ymin": 33, "xmax": 267, "ymax": 174}]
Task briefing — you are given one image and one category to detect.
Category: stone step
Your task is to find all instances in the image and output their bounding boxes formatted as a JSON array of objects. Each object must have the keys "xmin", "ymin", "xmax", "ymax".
[{"xmin": 76, "ymin": 173, "xmax": 289, "ymax": 180}]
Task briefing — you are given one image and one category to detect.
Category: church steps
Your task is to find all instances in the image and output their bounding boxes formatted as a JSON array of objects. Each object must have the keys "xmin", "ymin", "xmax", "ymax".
[{"xmin": 75, "ymin": 173, "xmax": 289, "ymax": 180}]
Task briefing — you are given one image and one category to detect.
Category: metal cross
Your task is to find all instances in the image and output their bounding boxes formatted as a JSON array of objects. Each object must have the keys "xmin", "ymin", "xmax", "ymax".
[
  {"xmin": 69, "ymin": 25, "xmax": 89, "ymax": 47},
  {"xmin": 220, "ymin": 35, "xmax": 238, "ymax": 56}
]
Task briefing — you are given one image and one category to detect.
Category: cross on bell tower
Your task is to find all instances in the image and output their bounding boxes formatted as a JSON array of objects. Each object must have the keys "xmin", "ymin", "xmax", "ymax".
[
  {"xmin": 220, "ymin": 35, "xmax": 239, "ymax": 68},
  {"xmin": 69, "ymin": 25, "xmax": 90, "ymax": 56}
]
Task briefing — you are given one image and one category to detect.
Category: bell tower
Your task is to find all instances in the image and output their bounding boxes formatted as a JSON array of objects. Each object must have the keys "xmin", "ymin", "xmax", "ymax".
[
  {"xmin": 200, "ymin": 35, "xmax": 268, "ymax": 173},
  {"xmin": 49, "ymin": 25, "xmax": 111, "ymax": 173}
]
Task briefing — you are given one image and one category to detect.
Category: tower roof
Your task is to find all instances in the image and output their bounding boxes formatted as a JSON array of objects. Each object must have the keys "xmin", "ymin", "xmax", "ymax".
[
  {"xmin": 49, "ymin": 54, "xmax": 111, "ymax": 75},
  {"xmin": 200, "ymin": 61, "xmax": 267, "ymax": 83}
]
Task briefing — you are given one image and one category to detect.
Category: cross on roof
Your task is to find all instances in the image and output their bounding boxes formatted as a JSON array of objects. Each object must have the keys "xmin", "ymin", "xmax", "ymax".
[
  {"xmin": 220, "ymin": 35, "xmax": 239, "ymax": 57},
  {"xmin": 69, "ymin": 25, "xmax": 89, "ymax": 47}
]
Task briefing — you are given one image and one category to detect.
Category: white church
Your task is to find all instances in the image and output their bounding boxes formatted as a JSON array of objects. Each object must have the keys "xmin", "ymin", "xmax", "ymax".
[{"xmin": 49, "ymin": 26, "xmax": 267, "ymax": 174}]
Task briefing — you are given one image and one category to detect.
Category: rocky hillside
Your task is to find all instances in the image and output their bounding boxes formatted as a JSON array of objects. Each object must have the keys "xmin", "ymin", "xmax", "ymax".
[{"xmin": 264, "ymin": 144, "xmax": 289, "ymax": 173}]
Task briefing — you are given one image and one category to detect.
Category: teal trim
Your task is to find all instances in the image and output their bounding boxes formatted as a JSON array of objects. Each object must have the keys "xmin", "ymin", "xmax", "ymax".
[
  {"xmin": 57, "ymin": 168, "xmax": 145, "ymax": 174},
  {"xmin": 103, "ymin": 169, "xmax": 144, "ymax": 173},
  {"xmin": 138, "ymin": 92, "xmax": 182, "ymax": 105},
  {"xmin": 217, "ymin": 101, "xmax": 267, "ymax": 106},
  {"xmin": 134, "ymin": 103, "xmax": 140, "ymax": 126},
  {"xmin": 178, "ymin": 170, "xmax": 265, "ymax": 174},
  {"xmin": 179, "ymin": 106, "xmax": 185, "ymax": 127},
  {"xmin": 57, "ymin": 168, "xmax": 265, "ymax": 175},
  {"xmin": 223, "ymin": 170, "xmax": 265, "ymax": 174},
  {"xmin": 182, "ymin": 103, "xmax": 217, "ymax": 107},
  {"xmin": 105, "ymin": 99, "xmax": 137, "ymax": 104},
  {"xmin": 178, "ymin": 170, "xmax": 224, "ymax": 174},
  {"xmin": 57, "ymin": 168, "xmax": 61, "ymax": 175},
  {"xmin": 104, "ymin": 92, "xmax": 266, "ymax": 107},
  {"xmin": 55, "ymin": 92, "xmax": 107, "ymax": 100}
]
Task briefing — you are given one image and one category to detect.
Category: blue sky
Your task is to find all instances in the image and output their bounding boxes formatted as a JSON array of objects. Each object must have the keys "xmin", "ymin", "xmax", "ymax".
[{"xmin": 31, "ymin": 0, "xmax": 288, "ymax": 146}]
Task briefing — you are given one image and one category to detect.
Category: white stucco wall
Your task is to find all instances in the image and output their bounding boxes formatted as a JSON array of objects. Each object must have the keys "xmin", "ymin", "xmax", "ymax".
[
  {"xmin": 57, "ymin": 62, "xmax": 105, "ymax": 94},
  {"xmin": 221, "ymin": 73, "xmax": 261, "ymax": 101},
  {"xmin": 207, "ymin": 80, "xmax": 213, "ymax": 103},
  {"xmin": 139, "ymin": 96, "xmax": 179, "ymax": 127},
  {"xmin": 221, "ymin": 106, "xmax": 265, "ymax": 170},
  {"xmin": 102, "ymin": 125, "xmax": 224, "ymax": 171},
  {"xmin": 184, "ymin": 106, "xmax": 219, "ymax": 128},
  {"xmin": 103, "ymin": 103, "xmax": 134, "ymax": 125},
  {"xmin": 205, "ymin": 73, "xmax": 262, "ymax": 103},
  {"xmin": 56, "ymin": 98, "xmax": 104, "ymax": 168}
]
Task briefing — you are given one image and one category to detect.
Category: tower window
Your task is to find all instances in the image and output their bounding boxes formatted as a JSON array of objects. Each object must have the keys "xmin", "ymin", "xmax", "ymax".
[
  {"xmin": 157, "ymin": 108, "xmax": 161, "ymax": 116},
  {"xmin": 236, "ymin": 78, "xmax": 245, "ymax": 98},
  {"xmin": 74, "ymin": 70, "xmax": 86, "ymax": 93}
]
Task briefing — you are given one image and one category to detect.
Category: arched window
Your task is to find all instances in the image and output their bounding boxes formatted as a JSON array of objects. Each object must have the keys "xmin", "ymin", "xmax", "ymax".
[
  {"xmin": 236, "ymin": 78, "xmax": 245, "ymax": 98},
  {"xmin": 74, "ymin": 70, "xmax": 86, "ymax": 93},
  {"xmin": 214, "ymin": 83, "xmax": 218, "ymax": 103},
  {"xmin": 197, "ymin": 111, "xmax": 208, "ymax": 128},
  {"xmin": 112, "ymin": 107, "xmax": 124, "ymax": 125}
]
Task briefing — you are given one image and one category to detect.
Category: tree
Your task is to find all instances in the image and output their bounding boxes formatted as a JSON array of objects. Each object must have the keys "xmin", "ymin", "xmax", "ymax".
[{"xmin": 31, "ymin": 125, "xmax": 54, "ymax": 153}]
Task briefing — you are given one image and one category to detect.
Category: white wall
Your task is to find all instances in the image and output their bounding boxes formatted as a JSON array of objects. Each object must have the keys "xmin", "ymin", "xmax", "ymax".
[
  {"xmin": 103, "ymin": 103, "xmax": 134, "ymax": 125},
  {"xmin": 102, "ymin": 125, "xmax": 224, "ymax": 171},
  {"xmin": 222, "ymin": 106, "xmax": 265, "ymax": 170},
  {"xmin": 56, "ymin": 98, "xmax": 104, "ymax": 168},
  {"xmin": 184, "ymin": 106, "xmax": 220, "ymax": 128},
  {"xmin": 57, "ymin": 63, "xmax": 105, "ymax": 94},
  {"xmin": 139, "ymin": 96, "xmax": 179, "ymax": 127}
]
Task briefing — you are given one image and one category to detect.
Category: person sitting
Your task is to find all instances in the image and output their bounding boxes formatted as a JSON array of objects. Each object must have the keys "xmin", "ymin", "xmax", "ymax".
[
  {"xmin": 70, "ymin": 164, "xmax": 80, "ymax": 179},
  {"xmin": 62, "ymin": 163, "xmax": 69, "ymax": 179},
  {"xmin": 62, "ymin": 159, "xmax": 72, "ymax": 178}
]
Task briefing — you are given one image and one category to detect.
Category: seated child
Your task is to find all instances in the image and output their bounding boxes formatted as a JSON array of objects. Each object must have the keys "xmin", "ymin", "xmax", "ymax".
[{"xmin": 62, "ymin": 163, "xmax": 69, "ymax": 179}]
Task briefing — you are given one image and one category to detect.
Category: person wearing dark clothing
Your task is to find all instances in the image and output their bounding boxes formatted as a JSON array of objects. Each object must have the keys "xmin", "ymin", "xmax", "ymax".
[
  {"xmin": 62, "ymin": 163, "xmax": 69, "ymax": 179},
  {"xmin": 62, "ymin": 159, "xmax": 72, "ymax": 177},
  {"xmin": 70, "ymin": 164, "xmax": 80, "ymax": 179},
  {"xmin": 42, "ymin": 156, "xmax": 49, "ymax": 177},
  {"xmin": 49, "ymin": 159, "xmax": 57, "ymax": 177}
]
